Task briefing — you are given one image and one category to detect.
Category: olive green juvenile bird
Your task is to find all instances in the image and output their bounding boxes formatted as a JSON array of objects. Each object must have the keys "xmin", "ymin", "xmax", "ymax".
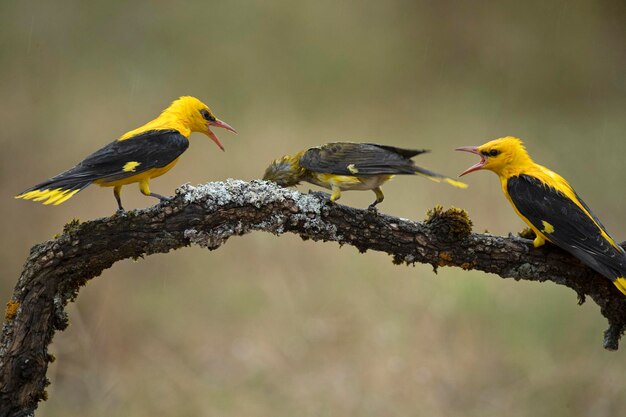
[{"xmin": 263, "ymin": 142, "xmax": 467, "ymax": 209}]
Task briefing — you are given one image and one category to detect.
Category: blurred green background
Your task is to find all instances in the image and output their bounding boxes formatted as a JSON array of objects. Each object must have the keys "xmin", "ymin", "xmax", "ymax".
[{"xmin": 2, "ymin": 0, "xmax": 626, "ymax": 416}]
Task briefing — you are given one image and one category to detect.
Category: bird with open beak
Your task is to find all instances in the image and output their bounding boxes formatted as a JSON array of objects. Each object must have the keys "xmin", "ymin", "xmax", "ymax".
[
  {"xmin": 456, "ymin": 136, "xmax": 626, "ymax": 296},
  {"xmin": 16, "ymin": 96, "xmax": 236, "ymax": 211}
]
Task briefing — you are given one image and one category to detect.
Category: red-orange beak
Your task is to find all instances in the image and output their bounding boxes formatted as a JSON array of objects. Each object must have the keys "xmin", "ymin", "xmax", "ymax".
[
  {"xmin": 455, "ymin": 146, "xmax": 486, "ymax": 176},
  {"xmin": 206, "ymin": 118, "xmax": 237, "ymax": 151}
]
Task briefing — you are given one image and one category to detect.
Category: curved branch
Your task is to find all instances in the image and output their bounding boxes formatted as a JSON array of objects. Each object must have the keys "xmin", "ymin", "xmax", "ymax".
[{"xmin": 1, "ymin": 179, "xmax": 625, "ymax": 416}]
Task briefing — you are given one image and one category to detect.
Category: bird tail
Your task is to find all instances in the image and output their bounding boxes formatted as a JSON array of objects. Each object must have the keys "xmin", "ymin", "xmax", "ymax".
[
  {"xmin": 414, "ymin": 166, "xmax": 468, "ymax": 189},
  {"xmin": 15, "ymin": 173, "xmax": 92, "ymax": 206},
  {"xmin": 613, "ymin": 277, "xmax": 626, "ymax": 296}
]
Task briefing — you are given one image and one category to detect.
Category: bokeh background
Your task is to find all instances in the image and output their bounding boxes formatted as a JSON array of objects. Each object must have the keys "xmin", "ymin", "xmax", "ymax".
[{"xmin": 2, "ymin": 1, "xmax": 626, "ymax": 416}]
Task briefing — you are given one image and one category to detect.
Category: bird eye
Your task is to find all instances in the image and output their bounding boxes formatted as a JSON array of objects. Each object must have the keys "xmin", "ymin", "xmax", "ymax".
[
  {"xmin": 489, "ymin": 149, "xmax": 500, "ymax": 157},
  {"xmin": 200, "ymin": 109, "xmax": 215, "ymax": 122}
]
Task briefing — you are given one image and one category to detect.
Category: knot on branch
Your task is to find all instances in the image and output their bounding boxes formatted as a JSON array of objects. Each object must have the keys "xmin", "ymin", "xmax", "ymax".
[{"xmin": 424, "ymin": 205, "xmax": 473, "ymax": 242}]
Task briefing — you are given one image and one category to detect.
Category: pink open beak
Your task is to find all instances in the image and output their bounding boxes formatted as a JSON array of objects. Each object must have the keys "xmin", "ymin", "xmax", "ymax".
[
  {"xmin": 206, "ymin": 118, "xmax": 237, "ymax": 151},
  {"xmin": 455, "ymin": 146, "xmax": 486, "ymax": 176}
]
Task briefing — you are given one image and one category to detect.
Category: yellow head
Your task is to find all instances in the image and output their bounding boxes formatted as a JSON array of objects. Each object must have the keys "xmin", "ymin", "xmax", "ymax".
[
  {"xmin": 456, "ymin": 136, "xmax": 533, "ymax": 178},
  {"xmin": 163, "ymin": 96, "xmax": 237, "ymax": 151},
  {"xmin": 263, "ymin": 152, "xmax": 307, "ymax": 187}
]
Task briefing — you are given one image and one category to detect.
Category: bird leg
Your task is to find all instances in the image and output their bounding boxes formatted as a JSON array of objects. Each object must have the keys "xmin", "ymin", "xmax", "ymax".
[
  {"xmin": 368, "ymin": 187, "xmax": 384, "ymax": 211},
  {"xmin": 329, "ymin": 186, "xmax": 342, "ymax": 204},
  {"xmin": 307, "ymin": 187, "xmax": 340, "ymax": 206},
  {"xmin": 139, "ymin": 180, "xmax": 172, "ymax": 202},
  {"xmin": 113, "ymin": 186, "xmax": 125, "ymax": 212},
  {"xmin": 533, "ymin": 235, "xmax": 546, "ymax": 248},
  {"xmin": 150, "ymin": 192, "xmax": 173, "ymax": 202}
]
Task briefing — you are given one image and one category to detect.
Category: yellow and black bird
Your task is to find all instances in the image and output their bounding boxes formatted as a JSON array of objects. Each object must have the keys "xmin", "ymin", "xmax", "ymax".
[
  {"xmin": 456, "ymin": 136, "xmax": 626, "ymax": 295},
  {"xmin": 263, "ymin": 142, "xmax": 467, "ymax": 209},
  {"xmin": 16, "ymin": 96, "xmax": 236, "ymax": 212}
]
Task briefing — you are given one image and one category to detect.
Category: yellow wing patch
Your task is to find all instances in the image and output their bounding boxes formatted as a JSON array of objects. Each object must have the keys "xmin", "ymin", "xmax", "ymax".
[
  {"xmin": 16, "ymin": 188, "xmax": 79, "ymax": 205},
  {"xmin": 347, "ymin": 164, "xmax": 359, "ymax": 174},
  {"xmin": 541, "ymin": 220, "xmax": 554, "ymax": 234},
  {"xmin": 123, "ymin": 161, "xmax": 141, "ymax": 172}
]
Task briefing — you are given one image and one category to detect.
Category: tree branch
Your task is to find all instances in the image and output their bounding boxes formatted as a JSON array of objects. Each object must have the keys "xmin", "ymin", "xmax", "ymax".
[{"xmin": 1, "ymin": 179, "xmax": 625, "ymax": 416}]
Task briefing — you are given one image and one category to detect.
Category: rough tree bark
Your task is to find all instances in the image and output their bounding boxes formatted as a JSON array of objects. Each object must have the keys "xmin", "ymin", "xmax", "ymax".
[{"xmin": 1, "ymin": 179, "xmax": 625, "ymax": 416}]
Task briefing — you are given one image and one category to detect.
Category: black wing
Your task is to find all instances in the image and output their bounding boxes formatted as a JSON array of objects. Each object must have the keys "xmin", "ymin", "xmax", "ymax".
[
  {"xmin": 507, "ymin": 174, "xmax": 626, "ymax": 280},
  {"xmin": 20, "ymin": 130, "xmax": 189, "ymax": 193},
  {"xmin": 89, "ymin": 130, "xmax": 189, "ymax": 182},
  {"xmin": 299, "ymin": 142, "xmax": 428, "ymax": 176}
]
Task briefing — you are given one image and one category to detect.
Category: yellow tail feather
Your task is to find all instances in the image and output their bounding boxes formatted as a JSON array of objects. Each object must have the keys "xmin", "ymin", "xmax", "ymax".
[
  {"xmin": 444, "ymin": 178, "xmax": 469, "ymax": 189},
  {"xmin": 42, "ymin": 189, "xmax": 66, "ymax": 205},
  {"xmin": 418, "ymin": 174, "xmax": 468, "ymax": 189},
  {"xmin": 15, "ymin": 188, "xmax": 79, "ymax": 206},
  {"xmin": 613, "ymin": 277, "xmax": 626, "ymax": 296},
  {"xmin": 55, "ymin": 189, "xmax": 79, "ymax": 205}
]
